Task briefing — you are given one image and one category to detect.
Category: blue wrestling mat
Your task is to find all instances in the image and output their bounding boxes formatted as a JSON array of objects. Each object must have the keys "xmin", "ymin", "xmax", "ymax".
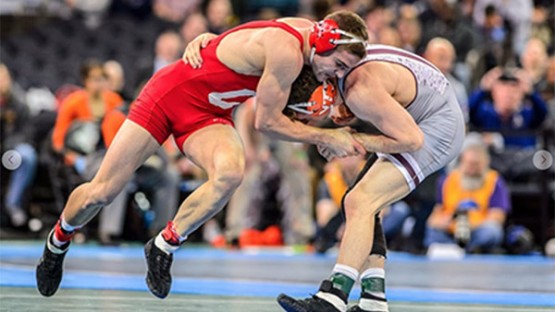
[{"xmin": 0, "ymin": 241, "xmax": 553, "ymax": 311}]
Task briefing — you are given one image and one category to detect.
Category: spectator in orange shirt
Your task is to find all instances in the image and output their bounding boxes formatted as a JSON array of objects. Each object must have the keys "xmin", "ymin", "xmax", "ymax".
[{"xmin": 52, "ymin": 59, "xmax": 124, "ymax": 163}]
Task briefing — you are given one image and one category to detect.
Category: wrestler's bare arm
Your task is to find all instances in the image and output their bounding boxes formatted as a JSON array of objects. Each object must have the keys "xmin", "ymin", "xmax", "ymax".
[
  {"xmin": 254, "ymin": 34, "xmax": 364, "ymax": 158},
  {"xmin": 345, "ymin": 65, "xmax": 424, "ymax": 153},
  {"xmin": 181, "ymin": 29, "xmax": 316, "ymax": 142},
  {"xmin": 253, "ymin": 36, "xmax": 328, "ymax": 144}
]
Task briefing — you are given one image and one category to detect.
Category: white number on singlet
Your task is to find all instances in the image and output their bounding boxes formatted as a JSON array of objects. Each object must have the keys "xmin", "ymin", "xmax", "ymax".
[{"xmin": 208, "ymin": 89, "xmax": 256, "ymax": 109}]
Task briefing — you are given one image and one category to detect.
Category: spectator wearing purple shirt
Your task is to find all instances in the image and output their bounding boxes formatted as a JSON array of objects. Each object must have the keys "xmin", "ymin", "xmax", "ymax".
[{"xmin": 425, "ymin": 140, "xmax": 511, "ymax": 253}]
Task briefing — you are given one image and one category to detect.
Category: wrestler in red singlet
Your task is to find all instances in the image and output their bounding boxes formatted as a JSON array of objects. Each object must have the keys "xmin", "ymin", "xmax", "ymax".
[{"xmin": 128, "ymin": 21, "xmax": 303, "ymax": 149}]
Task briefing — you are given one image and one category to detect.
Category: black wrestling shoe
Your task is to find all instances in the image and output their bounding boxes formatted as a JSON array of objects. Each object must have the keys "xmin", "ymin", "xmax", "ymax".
[
  {"xmin": 36, "ymin": 231, "xmax": 69, "ymax": 297},
  {"xmin": 347, "ymin": 292, "xmax": 389, "ymax": 312},
  {"xmin": 144, "ymin": 238, "xmax": 173, "ymax": 298},
  {"xmin": 277, "ymin": 293, "xmax": 342, "ymax": 312},
  {"xmin": 277, "ymin": 280, "xmax": 347, "ymax": 312}
]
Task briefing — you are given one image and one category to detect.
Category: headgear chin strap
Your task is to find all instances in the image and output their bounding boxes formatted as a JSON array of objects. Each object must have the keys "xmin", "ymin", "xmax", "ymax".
[
  {"xmin": 309, "ymin": 19, "xmax": 366, "ymax": 59},
  {"xmin": 287, "ymin": 80, "xmax": 336, "ymax": 117}
]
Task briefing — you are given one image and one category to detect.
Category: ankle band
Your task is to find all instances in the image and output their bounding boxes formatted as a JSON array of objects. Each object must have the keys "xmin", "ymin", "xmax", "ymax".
[{"xmin": 161, "ymin": 221, "xmax": 186, "ymax": 246}]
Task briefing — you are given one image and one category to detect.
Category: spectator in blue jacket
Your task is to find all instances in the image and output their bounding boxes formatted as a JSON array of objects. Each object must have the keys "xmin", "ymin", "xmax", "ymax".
[{"xmin": 469, "ymin": 67, "xmax": 548, "ymax": 149}]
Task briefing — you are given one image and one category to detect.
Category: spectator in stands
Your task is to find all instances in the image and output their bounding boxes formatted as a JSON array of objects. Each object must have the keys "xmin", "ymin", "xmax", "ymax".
[
  {"xmin": 377, "ymin": 26, "xmax": 402, "ymax": 48},
  {"xmin": 255, "ymin": 7, "xmax": 281, "ymax": 21},
  {"xmin": 396, "ymin": 14, "xmax": 422, "ymax": 53},
  {"xmin": 419, "ymin": 0, "xmax": 478, "ymax": 63},
  {"xmin": 52, "ymin": 60, "xmax": 123, "ymax": 169},
  {"xmin": 419, "ymin": 0, "xmax": 479, "ymax": 86},
  {"xmin": 152, "ymin": 0, "xmax": 201, "ymax": 23},
  {"xmin": 425, "ymin": 139, "xmax": 510, "ymax": 253},
  {"xmin": 469, "ymin": 67, "xmax": 548, "ymax": 149},
  {"xmin": 530, "ymin": 3, "xmax": 553, "ymax": 53},
  {"xmin": 473, "ymin": 0, "xmax": 533, "ymax": 56},
  {"xmin": 468, "ymin": 4, "xmax": 511, "ymax": 90},
  {"xmin": 0, "ymin": 64, "xmax": 37, "ymax": 228},
  {"xmin": 52, "ymin": 59, "xmax": 127, "ymax": 244},
  {"xmin": 135, "ymin": 31, "xmax": 183, "ymax": 90},
  {"xmin": 204, "ymin": 0, "xmax": 236, "ymax": 34},
  {"xmin": 363, "ymin": 3, "xmax": 391, "ymax": 44},
  {"xmin": 103, "ymin": 60, "xmax": 133, "ymax": 102},
  {"xmin": 539, "ymin": 55, "xmax": 555, "ymax": 113},
  {"xmin": 180, "ymin": 13, "xmax": 208, "ymax": 45},
  {"xmin": 519, "ymin": 38, "xmax": 549, "ymax": 90},
  {"xmin": 424, "ymin": 37, "xmax": 469, "ymax": 122}
]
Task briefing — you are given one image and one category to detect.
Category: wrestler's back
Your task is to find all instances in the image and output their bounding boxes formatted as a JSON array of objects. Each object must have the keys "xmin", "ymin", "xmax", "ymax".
[
  {"xmin": 138, "ymin": 20, "xmax": 305, "ymax": 116},
  {"xmin": 215, "ymin": 17, "xmax": 311, "ymax": 77}
]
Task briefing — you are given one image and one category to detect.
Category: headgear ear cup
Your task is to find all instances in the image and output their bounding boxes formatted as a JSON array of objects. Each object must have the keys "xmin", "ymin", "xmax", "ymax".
[
  {"xmin": 309, "ymin": 19, "xmax": 367, "ymax": 54},
  {"xmin": 309, "ymin": 19, "xmax": 342, "ymax": 54}
]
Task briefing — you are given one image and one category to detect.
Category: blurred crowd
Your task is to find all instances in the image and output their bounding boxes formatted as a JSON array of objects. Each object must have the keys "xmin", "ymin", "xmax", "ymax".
[{"xmin": 1, "ymin": 0, "xmax": 554, "ymax": 255}]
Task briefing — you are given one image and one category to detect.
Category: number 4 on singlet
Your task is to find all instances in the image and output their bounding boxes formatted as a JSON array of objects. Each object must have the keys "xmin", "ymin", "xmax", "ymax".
[{"xmin": 208, "ymin": 89, "xmax": 256, "ymax": 109}]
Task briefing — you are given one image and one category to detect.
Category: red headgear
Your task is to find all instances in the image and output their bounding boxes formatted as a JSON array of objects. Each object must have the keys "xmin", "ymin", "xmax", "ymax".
[{"xmin": 308, "ymin": 19, "xmax": 366, "ymax": 54}]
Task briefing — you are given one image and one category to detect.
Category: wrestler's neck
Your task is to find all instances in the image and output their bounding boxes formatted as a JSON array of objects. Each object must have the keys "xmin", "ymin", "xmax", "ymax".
[
  {"xmin": 276, "ymin": 17, "xmax": 315, "ymax": 65},
  {"xmin": 302, "ymin": 31, "xmax": 314, "ymax": 65}
]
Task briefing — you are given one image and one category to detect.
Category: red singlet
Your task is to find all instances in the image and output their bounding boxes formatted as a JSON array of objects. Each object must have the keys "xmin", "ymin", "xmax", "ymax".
[{"xmin": 128, "ymin": 20, "xmax": 303, "ymax": 149}]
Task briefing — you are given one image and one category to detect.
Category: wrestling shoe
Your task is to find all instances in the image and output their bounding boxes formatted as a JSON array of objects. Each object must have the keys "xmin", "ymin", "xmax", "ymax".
[
  {"xmin": 36, "ymin": 230, "xmax": 69, "ymax": 297},
  {"xmin": 346, "ymin": 292, "xmax": 389, "ymax": 312},
  {"xmin": 144, "ymin": 238, "xmax": 173, "ymax": 298},
  {"xmin": 347, "ymin": 306, "xmax": 368, "ymax": 312},
  {"xmin": 277, "ymin": 294, "xmax": 342, "ymax": 312},
  {"xmin": 277, "ymin": 280, "xmax": 347, "ymax": 312},
  {"xmin": 347, "ymin": 306, "xmax": 388, "ymax": 312}
]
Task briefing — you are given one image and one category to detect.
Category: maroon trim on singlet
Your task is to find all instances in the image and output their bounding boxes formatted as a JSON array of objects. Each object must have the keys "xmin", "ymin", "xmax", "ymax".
[
  {"xmin": 365, "ymin": 47, "xmax": 441, "ymax": 73},
  {"xmin": 210, "ymin": 20, "xmax": 304, "ymax": 52},
  {"xmin": 391, "ymin": 153, "xmax": 421, "ymax": 186}
]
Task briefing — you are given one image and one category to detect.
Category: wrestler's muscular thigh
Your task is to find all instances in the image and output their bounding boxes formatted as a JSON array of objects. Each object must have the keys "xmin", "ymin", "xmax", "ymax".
[{"xmin": 173, "ymin": 124, "xmax": 246, "ymax": 235}]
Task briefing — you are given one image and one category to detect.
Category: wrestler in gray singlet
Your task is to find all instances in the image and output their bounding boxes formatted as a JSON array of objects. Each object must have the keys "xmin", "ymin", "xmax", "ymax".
[{"xmin": 339, "ymin": 44, "xmax": 466, "ymax": 190}]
